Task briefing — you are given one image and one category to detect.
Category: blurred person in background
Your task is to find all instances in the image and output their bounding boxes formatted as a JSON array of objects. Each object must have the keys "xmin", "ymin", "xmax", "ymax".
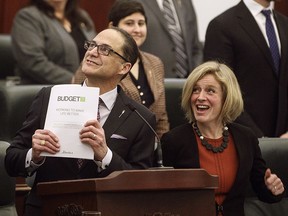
[
  {"xmin": 135, "ymin": 0, "xmax": 203, "ymax": 78},
  {"xmin": 11, "ymin": 0, "xmax": 96, "ymax": 84},
  {"xmin": 204, "ymin": 0, "xmax": 288, "ymax": 138}
]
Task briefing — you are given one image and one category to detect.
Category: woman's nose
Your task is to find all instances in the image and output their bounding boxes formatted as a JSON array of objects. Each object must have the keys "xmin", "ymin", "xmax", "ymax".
[
  {"xmin": 133, "ymin": 24, "xmax": 141, "ymax": 32},
  {"xmin": 197, "ymin": 91, "xmax": 206, "ymax": 101}
]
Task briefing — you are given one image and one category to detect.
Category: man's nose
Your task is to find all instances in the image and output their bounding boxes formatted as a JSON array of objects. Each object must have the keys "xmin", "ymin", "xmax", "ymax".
[{"xmin": 89, "ymin": 46, "xmax": 100, "ymax": 56}]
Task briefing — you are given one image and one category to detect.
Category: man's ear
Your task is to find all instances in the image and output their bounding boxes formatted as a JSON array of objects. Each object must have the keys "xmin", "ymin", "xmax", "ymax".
[
  {"xmin": 108, "ymin": 22, "xmax": 113, "ymax": 28},
  {"xmin": 119, "ymin": 62, "xmax": 132, "ymax": 76}
]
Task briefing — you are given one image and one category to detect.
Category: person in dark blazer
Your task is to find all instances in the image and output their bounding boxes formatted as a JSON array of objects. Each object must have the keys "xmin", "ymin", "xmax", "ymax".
[
  {"xmin": 73, "ymin": 0, "xmax": 169, "ymax": 138},
  {"xmin": 5, "ymin": 27, "xmax": 156, "ymax": 216},
  {"xmin": 204, "ymin": 0, "xmax": 288, "ymax": 138},
  {"xmin": 161, "ymin": 61, "xmax": 285, "ymax": 216},
  {"xmin": 135, "ymin": 0, "xmax": 203, "ymax": 78},
  {"xmin": 12, "ymin": 0, "xmax": 96, "ymax": 84}
]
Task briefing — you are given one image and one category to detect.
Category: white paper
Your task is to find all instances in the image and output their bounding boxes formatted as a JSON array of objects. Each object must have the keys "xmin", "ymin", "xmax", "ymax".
[{"xmin": 40, "ymin": 84, "xmax": 100, "ymax": 159}]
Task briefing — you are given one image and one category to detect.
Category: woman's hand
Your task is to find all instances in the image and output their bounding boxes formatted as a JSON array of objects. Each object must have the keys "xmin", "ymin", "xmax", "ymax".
[
  {"xmin": 264, "ymin": 168, "xmax": 285, "ymax": 196},
  {"xmin": 32, "ymin": 129, "xmax": 60, "ymax": 163}
]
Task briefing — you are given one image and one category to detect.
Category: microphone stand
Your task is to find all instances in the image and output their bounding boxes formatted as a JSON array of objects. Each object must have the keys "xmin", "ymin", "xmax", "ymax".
[{"xmin": 127, "ymin": 103, "xmax": 172, "ymax": 169}]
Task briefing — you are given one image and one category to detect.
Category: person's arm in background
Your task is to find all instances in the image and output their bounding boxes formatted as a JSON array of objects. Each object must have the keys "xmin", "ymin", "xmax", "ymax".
[{"xmin": 151, "ymin": 57, "xmax": 169, "ymax": 138}]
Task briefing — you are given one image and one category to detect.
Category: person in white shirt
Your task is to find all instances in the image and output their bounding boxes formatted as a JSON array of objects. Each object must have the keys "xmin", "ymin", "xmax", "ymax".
[{"xmin": 204, "ymin": 0, "xmax": 288, "ymax": 138}]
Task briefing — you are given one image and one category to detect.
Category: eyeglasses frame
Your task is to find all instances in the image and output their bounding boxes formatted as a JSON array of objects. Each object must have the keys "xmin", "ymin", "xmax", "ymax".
[{"xmin": 84, "ymin": 40, "xmax": 129, "ymax": 63}]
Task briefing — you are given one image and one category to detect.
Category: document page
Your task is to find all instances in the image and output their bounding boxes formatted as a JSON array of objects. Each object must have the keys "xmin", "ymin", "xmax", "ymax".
[{"xmin": 40, "ymin": 85, "xmax": 100, "ymax": 159}]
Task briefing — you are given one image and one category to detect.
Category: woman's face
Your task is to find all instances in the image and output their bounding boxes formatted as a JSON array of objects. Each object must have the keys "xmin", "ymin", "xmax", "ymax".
[
  {"xmin": 117, "ymin": 12, "xmax": 147, "ymax": 47},
  {"xmin": 191, "ymin": 74, "xmax": 224, "ymax": 126},
  {"xmin": 45, "ymin": 0, "xmax": 68, "ymax": 9}
]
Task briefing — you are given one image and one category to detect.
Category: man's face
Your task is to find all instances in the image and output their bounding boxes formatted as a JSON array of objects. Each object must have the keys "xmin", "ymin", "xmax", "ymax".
[
  {"xmin": 254, "ymin": 0, "xmax": 279, "ymax": 6},
  {"xmin": 81, "ymin": 29, "xmax": 128, "ymax": 81}
]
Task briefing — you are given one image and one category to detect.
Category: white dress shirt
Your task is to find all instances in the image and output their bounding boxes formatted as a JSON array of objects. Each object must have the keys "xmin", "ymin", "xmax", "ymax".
[{"xmin": 243, "ymin": 0, "xmax": 281, "ymax": 55}]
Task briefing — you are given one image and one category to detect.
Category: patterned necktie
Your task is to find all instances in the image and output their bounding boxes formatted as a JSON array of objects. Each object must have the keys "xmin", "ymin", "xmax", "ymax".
[
  {"xmin": 77, "ymin": 159, "xmax": 84, "ymax": 169},
  {"xmin": 261, "ymin": 10, "xmax": 280, "ymax": 74},
  {"xmin": 162, "ymin": 0, "xmax": 189, "ymax": 78},
  {"xmin": 97, "ymin": 98, "xmax": 102, "ymax": 122}
]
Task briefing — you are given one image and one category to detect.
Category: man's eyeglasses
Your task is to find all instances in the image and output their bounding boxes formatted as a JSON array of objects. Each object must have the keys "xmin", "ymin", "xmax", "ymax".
[{"xmin": 84, "ymin": 40, "xmax": 129, "ymax": 62}]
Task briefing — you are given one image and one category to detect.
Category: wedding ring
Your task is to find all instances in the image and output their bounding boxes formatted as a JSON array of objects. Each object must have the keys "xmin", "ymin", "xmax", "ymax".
[
  {"xmin": 40, "ymin": 140, "xmax": 45, "ymax": 146},
  {"xmin": 92, "ymin": 133, "xmax": 96, "ymax": 139},
  {"xmin": 274, "ymin": 186, "xmax": 277, "ymax": 191}
]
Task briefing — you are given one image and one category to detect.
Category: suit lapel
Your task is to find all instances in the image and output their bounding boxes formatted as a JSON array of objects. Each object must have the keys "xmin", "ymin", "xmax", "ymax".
[
  {"xmin": 222, "ymin": 124, "xmax": 247, "ymax": 201},
  {"xmin": 274, "ymin": 12, "xmax": 288, "ymax": 77},
  {"xmin": 237, "ymin": 2, "xmax": 275, "ymax": 72},
  {"xmin": 103, "ymin": 89, "xmax": 132, "ymax": 141},
  {"xmin": 140, "ymin": 52, "xmax": 158, "ymax": 102}
]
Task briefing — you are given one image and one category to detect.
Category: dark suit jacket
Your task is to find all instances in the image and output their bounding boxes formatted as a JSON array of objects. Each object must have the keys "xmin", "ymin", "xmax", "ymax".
[
  {"xmin": 204, "ymin": 1, "xmax": 288, "ymax": 137},
  {"xmin": 161, "ymin": 123, "xmax": 283, "ymax": 216},
  {"xmin": 137, "ymin": 0, "xmax": 203, "ymax": 78},
  {"xmin": 5, "ymin": 86, "xmax": 156, "ymax": 215}
]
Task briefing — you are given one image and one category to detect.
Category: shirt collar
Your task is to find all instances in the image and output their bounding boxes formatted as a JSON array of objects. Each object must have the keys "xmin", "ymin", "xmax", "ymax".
[
  {"xmin": 99, "ymin": 88, "xmax": 117, "ymax": 111},
  {"xmin": 83, "ymin": 80, "xmax": 117, "ymax": 111},
  {"xmin": 243, "ymin": 0, "xmax": 274, "ymax": 17}
]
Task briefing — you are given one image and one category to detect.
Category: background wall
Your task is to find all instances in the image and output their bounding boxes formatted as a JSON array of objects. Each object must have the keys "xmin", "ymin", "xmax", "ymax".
[
  {"xmin": 0, "ymin": 0, "xmax": 288, "ymax": 38},
  {"xmin": 193, "ymin": 0, "xmax": 240, "ymax": 42}
]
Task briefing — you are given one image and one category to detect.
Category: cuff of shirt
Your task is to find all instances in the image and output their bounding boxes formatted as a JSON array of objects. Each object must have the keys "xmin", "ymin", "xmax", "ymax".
[
  {"xmin": 25, "ymin": 148, "xmax": 45, "ymax": 175},
  {"xmin": 94, "ymin": 148, "xmax": 112, "ymax": 171}
]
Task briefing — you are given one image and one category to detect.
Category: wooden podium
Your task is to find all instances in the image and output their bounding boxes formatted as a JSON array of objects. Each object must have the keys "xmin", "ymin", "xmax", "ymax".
[{"xmin": 37, "ymin": 169, "xmax": 218, "ymax": 216}]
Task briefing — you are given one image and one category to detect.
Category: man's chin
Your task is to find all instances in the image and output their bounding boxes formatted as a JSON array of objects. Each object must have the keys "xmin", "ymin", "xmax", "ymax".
[{"xmin": 82, "ymin": 66, "xmax": 93, "ymax": 75}]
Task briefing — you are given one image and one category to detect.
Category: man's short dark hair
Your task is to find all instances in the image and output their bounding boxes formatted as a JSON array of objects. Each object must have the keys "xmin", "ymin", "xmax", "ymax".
[{"xmin": 110, "ymin": 26, "xmax": 139, "ymax": 67}]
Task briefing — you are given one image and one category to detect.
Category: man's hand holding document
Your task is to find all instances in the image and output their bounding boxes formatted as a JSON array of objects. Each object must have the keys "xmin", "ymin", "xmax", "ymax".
[{"xmin": 40, "ymin": 84, "xmax": 99, "ymax": 159}]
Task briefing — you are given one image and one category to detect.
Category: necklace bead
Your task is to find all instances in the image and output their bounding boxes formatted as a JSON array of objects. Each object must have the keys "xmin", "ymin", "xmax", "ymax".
[{"xmin": 192, "ymin": 122, "xmax": 229, "ymax": 153}]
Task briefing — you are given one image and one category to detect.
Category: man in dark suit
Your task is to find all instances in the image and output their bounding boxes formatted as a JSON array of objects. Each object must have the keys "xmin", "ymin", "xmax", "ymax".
[
  {"xmin": 204, "ymin": 0, "xmax": 288, "ymax": 138},
  {"xmin": 5, "ymin": 27, "xmax": 156, "ymax": 215},
  {"xmin": 136, "ymin": 0, "xmax": 203, "ymax": 78}
]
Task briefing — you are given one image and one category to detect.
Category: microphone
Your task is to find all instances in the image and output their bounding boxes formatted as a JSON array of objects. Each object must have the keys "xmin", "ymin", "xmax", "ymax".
[{"xmin": 126, "ymin": 103, "xmax": 163, "ymax": 168}]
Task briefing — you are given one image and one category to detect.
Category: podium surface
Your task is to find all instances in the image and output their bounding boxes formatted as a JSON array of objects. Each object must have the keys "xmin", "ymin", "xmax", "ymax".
[{"xmin": 38, "ymin": 168, "xmax": 218, "ymax": 216}]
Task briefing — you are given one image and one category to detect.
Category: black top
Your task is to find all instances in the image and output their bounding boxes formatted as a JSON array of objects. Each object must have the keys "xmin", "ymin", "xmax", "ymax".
[{"xmin": 129, "ymin": 60, "xmax": 154, "ymax": 108}]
